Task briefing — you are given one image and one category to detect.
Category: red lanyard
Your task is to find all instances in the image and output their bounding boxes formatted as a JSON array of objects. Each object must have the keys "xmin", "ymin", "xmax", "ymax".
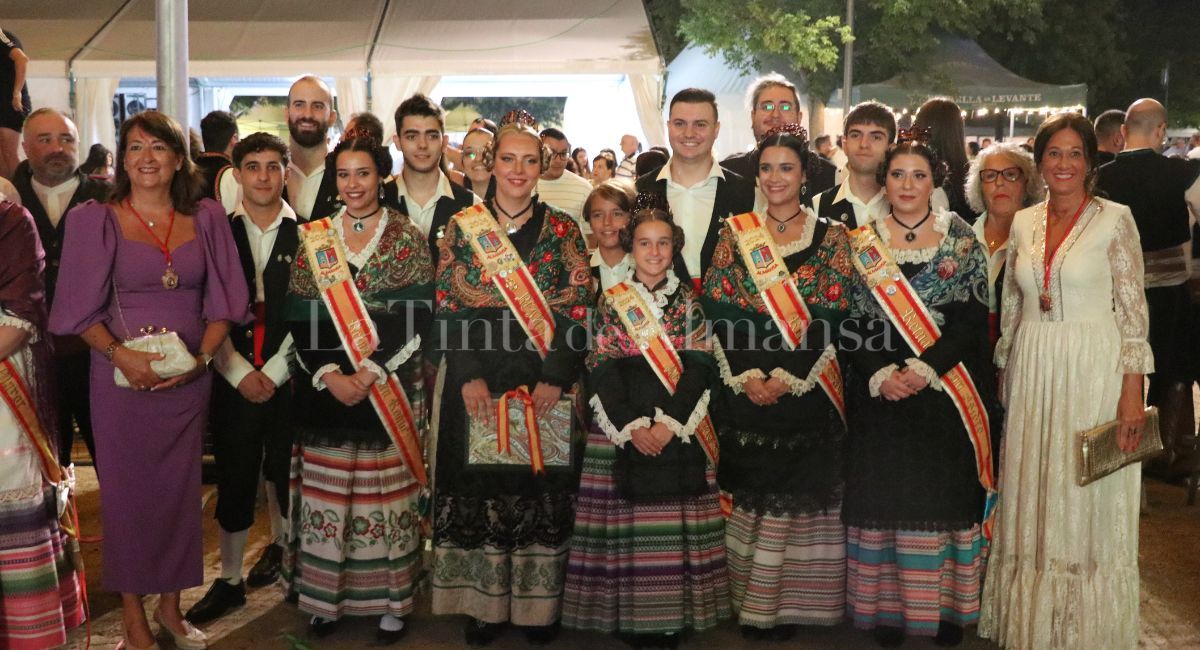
[
  {"xmin": 1042, "ymin": 195, "xmax": 1089, "ymax": 294},
  {"xmin": 126, "ymin": 198, "xmax": 176, "ymax": 266}
]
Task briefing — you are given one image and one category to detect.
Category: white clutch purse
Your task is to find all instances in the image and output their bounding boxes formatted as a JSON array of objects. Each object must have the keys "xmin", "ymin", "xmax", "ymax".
[{"xmin": 113, "ymin": 328, "xmax": 196, "ymax": 388}]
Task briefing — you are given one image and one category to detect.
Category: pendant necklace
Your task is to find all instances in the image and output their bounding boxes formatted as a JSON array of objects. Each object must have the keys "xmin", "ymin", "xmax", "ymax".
[
  {"xmin": 1039, "ymin": 195, "xmax": 1090, "ymax": 313},
  {"xmin": 126, "ymin": 199, "xmax": 179, "ymax": 289},
  {"xmin": 891, "ymin": 210, "xmax": 932, "ymax": 242},
  {"xmin": 766, "ymin": 206, "xmax": 804, "ymax": 233},
  {"xmin": 347, "ymin": 206, "xmax": 381, "ymax": 233},
  {"xmin": 495, "ymin": 199, "xmax": 533, "ymax": 235}
]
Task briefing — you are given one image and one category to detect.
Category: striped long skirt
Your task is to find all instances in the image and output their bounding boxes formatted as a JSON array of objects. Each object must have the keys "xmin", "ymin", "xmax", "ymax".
[
  {"xmin": 0, "ymin": 485, "xmax": 84, "ymax": 650},
  {"xmin": 281, "ymin": 442, "xmax": 423, "ymax": 621},
  {"xmin": 845, "ymin": 525, "xmax": 983, "ymax": 636},
  {"xmin": 726, "ymin": 504, "xmax": 845, "ymax": 628},
  {"xmin": 561, "ymin": 428, "xmax": 730, "ymax": 635}
]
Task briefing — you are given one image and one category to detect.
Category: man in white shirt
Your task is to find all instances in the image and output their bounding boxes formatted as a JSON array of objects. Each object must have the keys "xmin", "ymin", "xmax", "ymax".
[
  {"xmin": 535, "ymin": 127, "xmax": 594, "ymax": 232},
  {"xmin": 13, "ymin": 108, "xmax": 109, "ymax": 466},
  {"xmin": 186, "ymin": 132, "xmax": 299, "ymax": 625},
  {"xmin": 385, "ymin": 93, "xmax": 479, "ymax": 267},
  {"xmin": 285, "ymin": 75, "xmax": 338, "ymax": 220},
  {"xmin": 615, "ymin": 134, "xmax": 640, "ymax": 179},
  {"xmin": 811, "ymin": 101, "xmax": 896, "ymax": 229},
  {"xmin": 635, "ymin": 88, "xmax": 754, "ymax": 285}
]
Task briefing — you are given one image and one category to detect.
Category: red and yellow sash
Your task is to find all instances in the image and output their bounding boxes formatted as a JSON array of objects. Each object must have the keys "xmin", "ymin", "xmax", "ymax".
[
  {"xmin": 847, "ymin": 224, "xmax": 996, "ymax": 536},
  {"xmin": 299, "ymin": 218, "xmax": 428, "ymax": 486},
  {"xmin": 0, "ymin": 357, "xmax": 79, "ymax": 534},
  {"xmin": 456, "ymin": 204, "xmax": 556, "ymax": 358},
  {"xmin": 496, "ymin": 385, "xmax": 546, "ymax": 474},
  {"xmin": 727, "ymin": 212, "xmax": 846, "ymax": 421},
  {"xmin": 606, "ymin": 281, "xmax": 719, "ymax": 468}
]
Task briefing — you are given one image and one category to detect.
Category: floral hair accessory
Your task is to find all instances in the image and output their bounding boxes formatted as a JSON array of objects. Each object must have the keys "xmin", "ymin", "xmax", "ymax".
[
  {"xmin": 500, "ymin": 109, "xmax": 539, "ymax": 131},
  {"xmin": 896, "ymin": 126, "xmax": 932, "ymax": 145},
  {"xmin": 760, "ymin": 122, "xmax": 809, "ymax": 145},
  {"xmin": 633, "ymin": 190, "xmax": 670, "ymax": 216}
]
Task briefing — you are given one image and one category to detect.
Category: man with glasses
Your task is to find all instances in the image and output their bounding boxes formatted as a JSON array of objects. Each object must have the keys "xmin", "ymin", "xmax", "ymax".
[
  {"xmin": 536, "ymin": 127, "xmax": 593, "ymax": 233},
  {"xmin": 721, "ymin": 73, "xmax": 838, "ymax": 203}
]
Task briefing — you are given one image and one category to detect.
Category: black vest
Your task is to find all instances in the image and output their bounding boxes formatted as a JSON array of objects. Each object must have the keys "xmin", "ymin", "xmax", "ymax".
[
  {"xmin": 283, "ymin": 150, "xmax": 342, "ymax": 221},
  {"xmin": 1097, "ymin": 149, "xmax": 1200, "ymax": 252},
  {"xmin": 635, "ymin": 164, "xmax": 755, "ymax": 285},
  {"xmin": 813, "ymin": 184, "xmax": 862, "ymax": 229},
  {"xmin": 195, "ymin": 152, "xmax": 232, "ymax": 201},
  {"xmin": 382, "ymin": 175, "xmax": 477, "ymax": 269},
  {"xmin": 11, "ymin": 161, "xmax": 110, "ymax": 304},
  {"xmin": 228, "ymin": 215, "xmax": 300, "ymax": 366}
]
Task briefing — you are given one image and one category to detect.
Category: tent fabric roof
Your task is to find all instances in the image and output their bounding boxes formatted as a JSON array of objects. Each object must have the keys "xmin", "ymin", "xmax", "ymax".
[
  {"xmin": 849, "ymin": 38, "xmax": 1086, "ymax": 111},
  {"xmin": 9, "ymin": 0, "xmax": 661, "ymax": 78}
]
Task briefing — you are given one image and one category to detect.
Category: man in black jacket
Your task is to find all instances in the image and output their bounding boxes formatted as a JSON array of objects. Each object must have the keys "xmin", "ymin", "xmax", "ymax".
[
  {"xmin": 186, "ymin": 133, "xmax": 299, "ymax": 624},
  {"xmin": 720, "ymin": 73, "xmax": 837, "ymax": 204},
  {"xmin": 197, "ymin": 109, "xmax": 240, "ymax": 211},
  {"xmin": 637, "ymin": 88, "xmax": 755, "ymax": 286},
  {"xmin": 15, "ymin": 108, "xmax": 109, "ymax": 466},
  {"xmin": 385, "ymin": 93, "xmax": 479, "ymax": 267},
  {"xmin": 284, "ymin": 75, "xmax": 340, "ymax": 220},
  {"xmin": 1098, "ymin": 98, "xmax": 1200, "ymax": 481}
]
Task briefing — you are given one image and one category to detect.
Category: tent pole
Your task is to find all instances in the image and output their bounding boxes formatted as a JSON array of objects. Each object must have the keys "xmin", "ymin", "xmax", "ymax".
[
  {"xmin": 365, "ymin": 0, "xmax": 393, "ymax": 113},
  {"xmin": 841, "ymin": 0, "xmax": 854, "ymax": 110},
  {"xmin": 157, "ymin": 0, "xmax": 190, "ymax": 147},
  {"xmin": 1009, "ymin": 110, "xmax": 1015, "ymax": 140}
]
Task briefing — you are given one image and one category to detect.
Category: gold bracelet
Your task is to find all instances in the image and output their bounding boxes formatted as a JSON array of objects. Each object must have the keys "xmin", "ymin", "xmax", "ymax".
[{"xmin": 103, "ymin": 342, "xmax": 121, "ymax": 361}]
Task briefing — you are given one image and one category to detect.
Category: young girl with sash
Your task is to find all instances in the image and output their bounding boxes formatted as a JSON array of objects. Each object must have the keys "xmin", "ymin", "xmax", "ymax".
[
  {"xmin": 841, "ymin": 135, "xmax": 998, "ymax": 648},
  {"xmin": 282, "ymin": 135, "xmax": 433, "ymax": 644},
  {"xmin": 562, "ymin": 200, "xmax": 727, "ymax": 649},
  {"xmin": 700, "ymin": 125, "xmax": 855, "ymax": 640},
  {"xmin": 0, "ymin": 201, "xmax": 84, "ymax": 649},
  {"xmin": 430, "ymin": 113, "xmax": 592, "ymax": 646}
]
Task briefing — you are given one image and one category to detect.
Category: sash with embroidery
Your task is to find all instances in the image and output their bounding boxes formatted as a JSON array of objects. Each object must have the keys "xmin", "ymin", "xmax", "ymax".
[
  {"xmin": 0, "ymin": 357, "xmax": 80, "ymax": 535},
  {"xmin": 299, "ymin": 218, "xmax": 428, "ymax": 486},
  {"xmin": 455, "ymin": 204, "xmax": 556, "ymax": 358},
  {"xmin": 726, "ymin": 212, "xmax": 846, "ymax": 421},
  {"xmin": 847, "ymin": 224, "xmax": 997, "ymax": 538},
  {"xmin": 605, "ymin": 281, "xmax": 719, "ymax": 467}
]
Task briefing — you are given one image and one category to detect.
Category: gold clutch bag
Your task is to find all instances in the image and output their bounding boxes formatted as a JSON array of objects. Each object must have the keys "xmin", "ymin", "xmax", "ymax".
[{"xmin": 1076, "ymin": 406, "xmax": 1163, "ymax": 486}]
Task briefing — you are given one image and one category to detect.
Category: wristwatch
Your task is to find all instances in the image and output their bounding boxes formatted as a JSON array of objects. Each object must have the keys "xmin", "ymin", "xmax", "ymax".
[{"xmin": 198, "ymin": 352, "xmax": 214, "ymax": 370}]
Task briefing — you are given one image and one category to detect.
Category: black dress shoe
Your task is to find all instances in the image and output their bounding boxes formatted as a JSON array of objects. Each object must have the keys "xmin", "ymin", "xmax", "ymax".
[
  {"xmin": 246, "ymin": 543, "xmax": 283, "ymax": 588},
  {"xmin": 769, "ymin": 624, "xmax": 798, "ymax": 641},
  {"xmin": 464, "ymin": 618, "xmax": 505, "ymax": 646},
  {"xmin": 309, "ymin": 616, "xmax": 339, "ymax": 638},
  {"xmin": 872, "ymin": 626, "xmax": 905, "ymax": 647},
  {"xmin": 740, "ymin": 625, "xmax": 767, "ymax": 640},
  {"xmin": 522, "ymin": 621, "xmax": 561, "ymax": 645},
  {"xmin": 934, "ymin": 621, "xmax": 963, "ymax": 647},
  {"xmin": 374, "ymin": 624, "xmax": 408, "ymax": 645},
  {"xmin": 184, "ymin": 578, "xmax": 246, "ymax": 624}
]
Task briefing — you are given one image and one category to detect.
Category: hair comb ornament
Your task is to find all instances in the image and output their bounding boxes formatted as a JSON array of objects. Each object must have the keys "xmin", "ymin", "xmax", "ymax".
[
  {"xmin": 896, "ymin": 126, "xmax": 932, "ymax": 145},
  {"xmin": 341, "ymin": 127, "xmax": 380, "ymax": 146},
  {"xmin": 500, "ymin": 109, "xmax": 539, "ymax": 130},
  {"xmin": 633, "ymin": 191, "xmax": 671, "ymax": 216},
  {"xmin": 761, "ymin": 122, "xmax": 809, "ymax": 144}
]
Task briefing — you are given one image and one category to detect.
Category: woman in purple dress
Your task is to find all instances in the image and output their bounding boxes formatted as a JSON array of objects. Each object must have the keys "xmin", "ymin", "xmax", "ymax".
[{"xmin": 49, "ymin": 111, "xmax": 249, "ymax": 650}]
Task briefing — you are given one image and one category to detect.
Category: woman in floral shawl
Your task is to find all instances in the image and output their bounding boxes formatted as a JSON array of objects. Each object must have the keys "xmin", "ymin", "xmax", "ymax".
[
  {"xmin": 701, "ymin": 125, "xmax": 856, "ymax": 640},
  {"xmin": 430, "ymin": 114, "xmax": 592, "ymax": 646},
  {"xmin": 841, "ymin": 139, "xmax": 998, "ymax": 648},
  {"xmin": 562, "ymin": 202, "xmax": 727, "ymax": 649},
  {"xmin": 281, "ymin": 135, "xmax": 433, "ymax": 644}
]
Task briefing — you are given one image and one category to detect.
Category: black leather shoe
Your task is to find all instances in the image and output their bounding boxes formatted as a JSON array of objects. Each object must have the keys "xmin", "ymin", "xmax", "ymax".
[
  {"xmin": 309, "ymin": 616, "xmax": 339, "ymax": 638},
  {"xmin": 464, "ymin": 618, "xmax": 505, "ymax": 646},
  {"xmin": 246, "ymin": 543, "xmax": 283, "ymax": 588},
  {"xmin": 872, "ymin": 626, "xmax": 905, "ymax": 648},
  {"xmin": 934, "ymin": 621, "xmax": 963, "ymax": 647},
  {"xmin": 522, "ymin": 621, "xmax": 560, "ymax": 645},
  {"xmin": 374, "ymin": 623, "xmax": 408, "ymax": 645},
  {"xmin": 184, "ymin": 578, "xmax": 246, "ymax": 625}
]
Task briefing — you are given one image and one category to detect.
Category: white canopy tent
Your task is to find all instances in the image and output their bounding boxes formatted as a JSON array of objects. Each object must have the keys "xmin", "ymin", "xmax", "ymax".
[
  {"xmin": 665, "ymin": 44, "xmax": 815, "ymax": 161},
  {"xmin": 6, "ymin": 0, "xmax": 666, "ymax": 151}
]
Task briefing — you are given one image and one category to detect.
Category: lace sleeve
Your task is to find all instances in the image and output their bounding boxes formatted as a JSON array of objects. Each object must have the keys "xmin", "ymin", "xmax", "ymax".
[
  {"xmin": 994, "ymin": 236, "xmax": 1023, "ymax": 369},
  {"xmin": 1108, "ymin": 206, "xmax": 1154, "ymax": 374}
]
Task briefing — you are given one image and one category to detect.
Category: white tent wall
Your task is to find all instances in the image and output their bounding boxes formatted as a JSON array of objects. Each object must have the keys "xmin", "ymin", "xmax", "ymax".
[{"xmin": 664, "ymin": 45, "xmax": 813, "ymax": 161}]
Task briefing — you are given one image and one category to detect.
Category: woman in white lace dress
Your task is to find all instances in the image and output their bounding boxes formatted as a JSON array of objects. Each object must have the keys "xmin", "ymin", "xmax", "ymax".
[{"xmin": 979, "ymin": 114, "xmax": 1152, "ymax": 649}]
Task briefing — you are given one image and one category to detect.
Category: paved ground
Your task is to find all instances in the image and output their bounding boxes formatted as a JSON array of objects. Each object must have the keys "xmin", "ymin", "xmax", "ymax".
[{"xmin": 59, "ymin": 471, "xmax": 1200, "ymax": 649}]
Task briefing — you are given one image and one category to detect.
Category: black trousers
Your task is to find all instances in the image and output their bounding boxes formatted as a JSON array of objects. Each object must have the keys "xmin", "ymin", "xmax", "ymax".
[
  {"xmin": 55, "ymin": 350, "xmax": 94, "ymax": 468},
  {"xmin": 210, "ymin": 378, "xmax": 294, "ymax": 533},
  {"xmin": 1146, "ymin": 284, "xmax": 1192, "ymax": 404}
]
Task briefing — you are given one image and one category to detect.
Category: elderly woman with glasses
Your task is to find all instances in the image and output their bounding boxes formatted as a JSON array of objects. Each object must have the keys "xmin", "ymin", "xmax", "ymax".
[{"xmin": 964, "ymin": 143, "xmax": 1044, "ymax": 349}]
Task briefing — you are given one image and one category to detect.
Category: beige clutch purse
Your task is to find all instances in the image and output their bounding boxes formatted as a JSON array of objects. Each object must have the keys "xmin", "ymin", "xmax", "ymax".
[{"xmin": 1076, "ymin": 406, "xmax": 1163, "ymax": 486}]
